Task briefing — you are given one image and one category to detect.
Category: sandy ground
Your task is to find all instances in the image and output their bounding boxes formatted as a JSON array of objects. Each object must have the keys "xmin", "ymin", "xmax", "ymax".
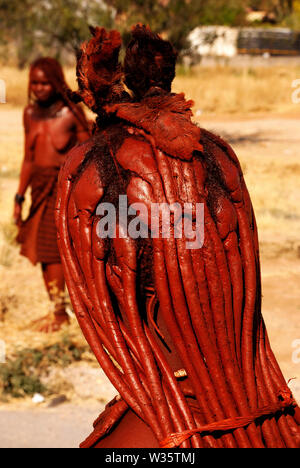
[
  {"xmin": 0, "ymin": 402, "xmax": 103, "ymax": 448},
  {"xmin": 0, "ymin": 108, "xmax": 299, "ymax": 448}
]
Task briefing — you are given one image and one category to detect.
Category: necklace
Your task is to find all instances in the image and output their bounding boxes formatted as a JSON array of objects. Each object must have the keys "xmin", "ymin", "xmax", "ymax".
[{"xmin": 33, "ymin": 100, "xmax": 65, "ymax": 120}]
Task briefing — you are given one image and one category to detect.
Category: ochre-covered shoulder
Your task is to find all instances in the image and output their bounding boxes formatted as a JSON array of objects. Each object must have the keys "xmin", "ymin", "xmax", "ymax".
[
  {"xmin": 23, "ymin": 104, "xmax": 34, "ymax": 131},
  {"xmin": 116, "ymin": 134, "xmax": 158, "ymax": 180},
  {"xmin": 200, "ymin": 127, "xmax": 243, "ymax": 204},
  {"xmin": 24, "ymin": 104, "xmax": 34, "ymax": 117},
  {"xmin": 200, "ymin": 128, "xmax": 242, "ymax": 172},
  {"xmin": 59, "ymin": 139, "xmax": 93, "ymax": 184}
]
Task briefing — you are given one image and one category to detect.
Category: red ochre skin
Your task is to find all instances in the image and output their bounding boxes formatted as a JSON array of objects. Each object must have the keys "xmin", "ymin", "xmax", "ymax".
[
  {"xmin": 56, "ymin": 27, "xmax": 300, "ymax": 448},
  {"xmin": 15, "ymin": 64, "xmax": 90, "ymax": 333}
]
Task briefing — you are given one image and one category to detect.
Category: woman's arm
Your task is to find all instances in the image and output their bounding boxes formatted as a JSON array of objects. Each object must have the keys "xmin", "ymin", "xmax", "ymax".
[{"xmin": 13, "ymin": 107, "xmax": 34, "ymax": 225}]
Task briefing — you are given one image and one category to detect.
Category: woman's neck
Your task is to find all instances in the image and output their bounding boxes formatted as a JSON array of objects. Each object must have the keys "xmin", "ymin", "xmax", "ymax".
[{"xmin": 33, "ymin": 98, "xmax": 65, "ymax": 119}]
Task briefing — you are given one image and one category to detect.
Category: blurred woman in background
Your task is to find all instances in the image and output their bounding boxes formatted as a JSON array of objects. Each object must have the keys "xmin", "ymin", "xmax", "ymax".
[{"xmin": 14, "ymin": 57, "xmax": 90, "ymax": 332}]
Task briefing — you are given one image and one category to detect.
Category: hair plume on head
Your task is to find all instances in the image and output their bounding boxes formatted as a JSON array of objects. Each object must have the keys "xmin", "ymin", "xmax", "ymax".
[
  {"xmin": 124, "ymin": 24, "xmax": 178, "ymax": 99},
  {"xmin": 76, "ymin": 27, "xmax": 124, "ymax": 114}
]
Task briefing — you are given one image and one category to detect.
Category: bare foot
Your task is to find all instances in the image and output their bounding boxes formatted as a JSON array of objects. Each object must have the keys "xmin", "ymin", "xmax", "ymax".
[{"xmin": 30, "ymin": 313, "xmax": 70, "ymax": 333}]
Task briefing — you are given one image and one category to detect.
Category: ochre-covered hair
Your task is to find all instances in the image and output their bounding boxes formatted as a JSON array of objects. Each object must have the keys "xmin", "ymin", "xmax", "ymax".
[
  {"xmin": 75, "ymin": 27, "xmax": 125, "ymax": 116},
  {"xmin": 124, "ymin": 24, "xmax": 178, "ymax": 99}
]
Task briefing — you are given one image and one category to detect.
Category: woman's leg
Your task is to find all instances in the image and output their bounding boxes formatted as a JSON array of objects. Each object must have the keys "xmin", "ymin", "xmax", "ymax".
[{"xmin": 36, "ymin": 262, "xmax": 69, "ymax": 332}]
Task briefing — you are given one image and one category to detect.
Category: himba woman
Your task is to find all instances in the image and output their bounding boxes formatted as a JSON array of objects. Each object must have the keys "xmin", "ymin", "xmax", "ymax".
[
  {"xmin": 56, "ymin": 26, "xmax": 300, "ymax": 448},
  {"xmin": 14, "ymin": 58, "xmax": 90, "ymax": 332}
]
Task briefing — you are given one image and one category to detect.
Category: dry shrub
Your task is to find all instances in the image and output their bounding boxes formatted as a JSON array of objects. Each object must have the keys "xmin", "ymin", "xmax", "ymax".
[{"xmin": 0, "ymin": 335, "xmax": 91, "ymax": 399}]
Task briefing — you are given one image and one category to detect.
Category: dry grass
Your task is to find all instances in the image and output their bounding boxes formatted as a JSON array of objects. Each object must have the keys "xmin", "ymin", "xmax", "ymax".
[
  {"xmin": 1, "ymin": 65, "xmax": 300, "ymax": 114},
  {"xmin": 174, "ymin": 65, "xmax": 300, "ymax": 115}
]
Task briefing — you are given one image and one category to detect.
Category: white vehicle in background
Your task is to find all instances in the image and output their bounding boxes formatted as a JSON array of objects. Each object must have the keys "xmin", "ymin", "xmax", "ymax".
[{"xmin": 184, "ymin": 26, "xmax": 300, "ymax": 65}]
